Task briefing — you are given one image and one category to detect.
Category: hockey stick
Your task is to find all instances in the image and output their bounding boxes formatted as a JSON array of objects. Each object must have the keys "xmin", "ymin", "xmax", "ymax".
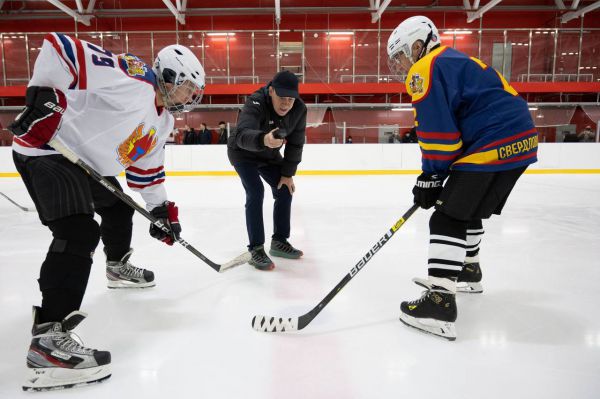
[
  {"xmin": 251, "ymin": 203, "xmax": 420, "ymax": 332},
  {"xmin": 0, "ymin": 191, "xmax": 36, "ymax": 212},
  {"xmin": 49, "ymin": 138, "xmax": 250, "ymax": 273}
]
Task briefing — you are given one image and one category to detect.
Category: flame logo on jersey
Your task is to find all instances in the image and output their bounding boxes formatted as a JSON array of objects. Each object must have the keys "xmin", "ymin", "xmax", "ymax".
[
  {"xmin": 117, "ymin": 123, "xmax": 158, "ymax": 168},
  {"xmin": 118, "ymin": 54, "xmax": 147, "ymax": 77},
  {"xmin": 409, "ymin": 73, "xmax": 424, "ymax": 94}
]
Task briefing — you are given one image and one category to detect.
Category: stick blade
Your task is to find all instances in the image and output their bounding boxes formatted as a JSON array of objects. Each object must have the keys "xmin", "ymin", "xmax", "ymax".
[
  {"xmin": 219, "ymin": 252, "xmax": 252, "ymax": 272},
  {"xmin": 251, "ymin": 315, "xmax": 299, "ymax": 333}
]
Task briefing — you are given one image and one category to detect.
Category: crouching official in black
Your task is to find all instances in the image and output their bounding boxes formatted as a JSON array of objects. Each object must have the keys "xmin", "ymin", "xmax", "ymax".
[{"xmin": 227, "ymin": 71, "xmax": 306, "ymax": 270}]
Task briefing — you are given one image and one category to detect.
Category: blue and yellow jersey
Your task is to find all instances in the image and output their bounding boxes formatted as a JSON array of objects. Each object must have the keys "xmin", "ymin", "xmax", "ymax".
[{"xmin": 406, "ymin": 46, "xmax": 538, "ymax": 175}]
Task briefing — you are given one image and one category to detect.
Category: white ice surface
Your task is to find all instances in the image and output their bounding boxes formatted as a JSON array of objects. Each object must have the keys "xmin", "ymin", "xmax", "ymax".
[{"xmin": 1, "ymin": 174, "xmax": 599, "ymax": 398}]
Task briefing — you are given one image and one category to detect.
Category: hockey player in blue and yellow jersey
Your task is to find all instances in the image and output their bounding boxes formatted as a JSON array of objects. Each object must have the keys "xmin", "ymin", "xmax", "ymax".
[{"xmin": 387, "ymin": 16, "xmax": 538, "ymax": 340}]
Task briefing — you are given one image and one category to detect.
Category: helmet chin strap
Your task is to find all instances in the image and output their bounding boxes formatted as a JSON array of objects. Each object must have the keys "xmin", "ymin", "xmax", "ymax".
[{"xmin": 415, "ymin": 25, "xmax": 434, "ymax": 62}]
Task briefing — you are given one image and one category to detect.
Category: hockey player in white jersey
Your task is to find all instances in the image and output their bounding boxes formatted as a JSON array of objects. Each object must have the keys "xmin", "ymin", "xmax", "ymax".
[{"xmin": 8, "ymin": 33, "xmax": 205, "ymax": 391}]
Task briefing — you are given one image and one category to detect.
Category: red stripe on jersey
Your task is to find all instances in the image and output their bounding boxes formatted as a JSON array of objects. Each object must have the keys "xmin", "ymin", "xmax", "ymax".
[
  {"xmin": 126, "ymin": 178, "xmax": 165, "ymax": 189},
  {"xmin": 73, "ymin": 38, "xmax": 87, "ymax": 89},
  {"xmin": 422, "ymin": 153, "xmax": 459, "ymax": 161},
  {"xmin": 45, "ymin": 34, "xmax": 77, "ymax": 88},
  {"xmin": 13, "ymin": 136, "xmax": 35, "ymax": 148},
  {"xmin": 127, "ymin": 165, "xmax": 164, "ymax": 175},
  {"xmin": 417, "ymin": 131, "xmax": 461, "ymax": 140},
  {"xmin": 480, "ymin": 128, "xmax": 538, "ymax": 151}
]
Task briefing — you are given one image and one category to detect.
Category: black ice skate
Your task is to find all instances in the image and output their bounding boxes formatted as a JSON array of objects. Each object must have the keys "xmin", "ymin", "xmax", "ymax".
[
  {"xmin": 457, "ymin": 262, "xmax": 483, "ymax": 293},
  {"xmin": 23, "ymin": 307, "xmax": 111, "ymax": 392},
  {"xmin": 249, "ymin": 245, "xmax": 275, "ymax": 270},
  {"xmin": 106, "ymin": 248, "xmax": 155, "ymax": 289},
  {"xmin": 399, "ymin": 278, "xmax": 457, "ymax": 341}
]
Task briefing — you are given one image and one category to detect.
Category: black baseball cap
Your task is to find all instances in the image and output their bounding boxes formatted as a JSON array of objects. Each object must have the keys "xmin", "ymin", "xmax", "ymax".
[{"xmin": 271, "ymin": 70, "xmax": 299, "ymax": 99}]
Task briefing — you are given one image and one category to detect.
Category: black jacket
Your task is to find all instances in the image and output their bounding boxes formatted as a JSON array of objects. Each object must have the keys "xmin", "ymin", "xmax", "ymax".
[
  {"xmin": 184, "ymin": 129, "xmax": 196, "ymax": 145},
  {"xmin": 217, "ymin": 128, "xmax": 228, "ymax": 144},
  {"xmin": 227, "ymin": 85, "xmax": 306, "ymax": 177},
  {"xmin": 198, "ymin": 128, "xmax": 212, "ymax": 145}
]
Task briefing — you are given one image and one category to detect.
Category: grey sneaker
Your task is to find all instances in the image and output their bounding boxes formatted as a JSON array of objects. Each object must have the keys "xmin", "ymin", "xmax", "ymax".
[
  {"xmin": 23, "ymin": 306, "xmax": 111, "ymax": 392},
  {"xmin": 106, "ymin": 248, "xmax": 155, "ymax": 289},
  {"xmin": 249, "ymin": 245, "xmax": 275, "ymax": 271},
  {"xmin": 269, "ymin": 239, "xmax": 303, "ymax": 259}
]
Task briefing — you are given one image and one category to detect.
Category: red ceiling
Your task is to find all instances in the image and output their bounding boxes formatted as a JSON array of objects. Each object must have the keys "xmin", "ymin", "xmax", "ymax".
[{"xmin": 0, "ymin": 0, "xmax": 579, "ymax": 11}]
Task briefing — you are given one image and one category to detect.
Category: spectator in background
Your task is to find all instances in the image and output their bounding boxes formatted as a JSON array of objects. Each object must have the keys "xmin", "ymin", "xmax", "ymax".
[
  {"xmin": 175, "ymin": 128, "xmax": 184, "ymax": 144},
  {"xmin": 578, "ymin": 125, "xmax": 595, "ymax": 142},
  {"xmin": 166, "ymin": 129, "xmax": 176, "ymax": 144},
  {"xmin": 345, "ymin": 135, "xmax": 353, "ymax": 144},
  {"xmin": 183, "ymin": 125, "xmax": 196, "ymax": 145},
  {"xmin": 217, "ymin": 121, "xmax": 228, "ymax": 144},
  {"xmin": 198, "ymin": 122, "xmax": 212, "ymax": 145},
  {"xmin": 563, "ymin": 130, "xmax": 579, "ymax": 143},
  {"xmin": 401, "ymin": 127, "xmax": 418, "ymax": 143}
]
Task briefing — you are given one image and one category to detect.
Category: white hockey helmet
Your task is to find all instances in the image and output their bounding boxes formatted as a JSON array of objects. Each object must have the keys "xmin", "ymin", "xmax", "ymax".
[
  {"xmin": 153, "ymin": 45, "xmax": 205, "ymax": 113},
  {"xmin": 387, "ymin": 16, "xmax": 440, "ymax": 76}
]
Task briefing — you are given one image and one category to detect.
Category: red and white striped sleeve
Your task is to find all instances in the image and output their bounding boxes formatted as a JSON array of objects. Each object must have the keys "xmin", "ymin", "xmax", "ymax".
[{"xmin": 29, "ymin": 32, "xmax": 88, "ymax": 91}]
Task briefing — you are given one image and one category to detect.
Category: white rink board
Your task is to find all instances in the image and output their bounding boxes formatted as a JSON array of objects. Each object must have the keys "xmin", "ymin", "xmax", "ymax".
[{"xmin": 2, "ymin": 143, "xmax": 600, "ymax": 174}]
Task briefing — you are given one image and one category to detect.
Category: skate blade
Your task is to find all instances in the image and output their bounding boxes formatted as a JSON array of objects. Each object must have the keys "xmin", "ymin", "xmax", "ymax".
[
  {"xmin": 107, "ymin": 280, "xmax": 156, "ymax": 289},
  {"xmin": 399, "ymin": 313, "xmax": 457, "ymax": 341},
  {"xmin": 23, "ymin": 365, "xmax": 111, "ymax": 392},
  {"xmin": 456, "ymin": 281, "xmax": 483, "ymax": 294}
]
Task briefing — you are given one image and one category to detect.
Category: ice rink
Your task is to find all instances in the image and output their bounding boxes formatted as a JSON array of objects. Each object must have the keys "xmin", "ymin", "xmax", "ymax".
[{"xmin": 1, "ymin": 173, "xmax": 599, "ymax": 399}]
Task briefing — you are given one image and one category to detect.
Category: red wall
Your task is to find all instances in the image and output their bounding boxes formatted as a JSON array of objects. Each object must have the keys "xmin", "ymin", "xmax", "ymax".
[{"xmin": 1, "ymin": 9, "xmax": 599, "ymax": 34}]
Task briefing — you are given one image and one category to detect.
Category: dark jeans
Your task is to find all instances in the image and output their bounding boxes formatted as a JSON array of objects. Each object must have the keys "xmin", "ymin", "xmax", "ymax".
[{"xmin": 233, "ymin": 163, "xmax": 292, "ymax": 249}]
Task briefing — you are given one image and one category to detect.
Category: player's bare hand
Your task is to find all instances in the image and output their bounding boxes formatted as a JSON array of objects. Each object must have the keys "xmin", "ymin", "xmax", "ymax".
[
  {"xmin": 278, "ymin": 176, "xmax": 295, "ymax": 195},
  {"xmin": 264, "ymin": 128, "xmax": 284, "ymax": 148}
]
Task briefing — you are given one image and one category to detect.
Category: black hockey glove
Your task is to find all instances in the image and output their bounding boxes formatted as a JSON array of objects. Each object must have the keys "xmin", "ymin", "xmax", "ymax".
[
  {"xmin": 412, "ymin": 173, "xmax": 444, "ymax": 209},
  {"xmin": 8, "ymin": 86, "xmax": 67, "ymax": 148},
  {"xmin": 149, "ymin": 201, "xmax": 181, "ymax": 246}
]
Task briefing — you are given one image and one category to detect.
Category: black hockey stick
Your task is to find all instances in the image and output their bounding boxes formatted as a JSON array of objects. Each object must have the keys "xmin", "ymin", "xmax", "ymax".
[
  {"xmin": 0, "ymin": 191, "xmax": 36, "ymax": 212},
  {"xmin": 49, "ymin": 138, "xmax": 250, "ymax": 273},
  {"xmin": 252, "ymin": 203, "xmax": 420, "ymax": 332}
]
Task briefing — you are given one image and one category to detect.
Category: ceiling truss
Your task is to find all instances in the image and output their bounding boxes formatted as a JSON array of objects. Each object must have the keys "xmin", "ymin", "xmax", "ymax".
[
  {"xmin": 561, "ymin": 0, "xmax": 600, "ymax": 22},
  {"xmin": 45, "ymin": 0, "xmax": 93, "ymax": 26},
  {"xmin": 162, "ymin": 0, "xmax": 186, "ymax": 24}
]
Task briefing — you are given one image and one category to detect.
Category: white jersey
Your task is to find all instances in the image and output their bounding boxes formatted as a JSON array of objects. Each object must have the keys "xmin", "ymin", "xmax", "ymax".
[{"xmin": 12, "ymin": 33, "xmax": 173, "ymax": 209}]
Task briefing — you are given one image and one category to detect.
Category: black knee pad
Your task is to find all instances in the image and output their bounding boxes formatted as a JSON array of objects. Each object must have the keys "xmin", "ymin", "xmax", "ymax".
[
  {"xmin": 97, "ymin": 199, "xmax": 134, "ymax": 223},
  {"xmin": 429, "ymin": 210, "xmax": 469, "ymax": 239},
  {"xmin": 39, "ymin": 215, "xmax": 99, "ymax": 294},
  {"xmin": 47, "ymin": 214, "xmax": 101, "ymax": 259}
]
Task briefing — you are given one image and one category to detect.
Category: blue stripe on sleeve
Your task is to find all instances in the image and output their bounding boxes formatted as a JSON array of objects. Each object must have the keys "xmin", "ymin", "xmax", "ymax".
[
  {"xmin": 56, "ymin": 33, "xmax": 77, "ymax": 69},
  {"xmin": 125, "ymin": 171, "xmax": 166, "ymax": 183}
]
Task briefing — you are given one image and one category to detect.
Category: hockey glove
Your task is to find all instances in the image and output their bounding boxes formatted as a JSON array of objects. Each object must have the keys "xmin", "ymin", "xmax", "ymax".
[
  {"xmin": 8, "ymin": 86, "xmax": 67, "ymax": 148},
  {"xmin": 412, "ymin": 173, "xmax": 444, "ymax": 209},
  {"xmin": 149, "ymin": 201, "xmax": 181, "ymax": 246}
]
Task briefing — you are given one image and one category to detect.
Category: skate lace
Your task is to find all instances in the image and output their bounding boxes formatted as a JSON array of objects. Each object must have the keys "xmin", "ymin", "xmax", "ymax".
[
  {"xmin": 35, "ymin": 331, "xmax": 95, "ymax": 355},
  {"xmin": 120, "ymin": 261, "xmax": 145, "ymax": 278},
  {"xmin": 407, "ymin": 290, "xmax": 431, "ymax": 306}
]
